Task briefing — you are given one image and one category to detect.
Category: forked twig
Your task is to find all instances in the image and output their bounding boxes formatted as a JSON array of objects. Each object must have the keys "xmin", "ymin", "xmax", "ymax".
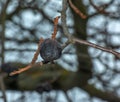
[{"xmin": 89, "ymin": 0, "xmax": 109, "ymax": 14}]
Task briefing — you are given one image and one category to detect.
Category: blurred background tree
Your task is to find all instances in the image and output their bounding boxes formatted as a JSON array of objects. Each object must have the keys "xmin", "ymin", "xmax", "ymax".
[{"xmin": 0, "ymin": 0, "xmax": 120, "ymax": 102}]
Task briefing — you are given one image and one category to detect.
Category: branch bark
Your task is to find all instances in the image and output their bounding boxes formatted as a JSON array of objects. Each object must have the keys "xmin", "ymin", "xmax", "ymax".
[
  {"xmin": 1, "ymin": 0, "xmax": 10, "ymax": 64},
  {"xmin": 73, "ymin": 38, "xmax": 120, "ymax": 58},
  {"xmin": 0, "ymin": 73, "xmax": 7, "ymax": 102}
]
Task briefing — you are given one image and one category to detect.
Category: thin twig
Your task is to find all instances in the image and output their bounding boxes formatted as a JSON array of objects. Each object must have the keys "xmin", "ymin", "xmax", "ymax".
[
  {"xmin": 61, "ymin": 0, "xmax": 71, "ymax": 39},
  {"xmin": 89, "ymin": 0, "xmax": 110, "ymax": 14},
  {"xmin": 73, "ymin": 38, "xmax": 120, "ymax": 58},
  {"xmin": 10, "ymin": 38, "xmax": 44, "ymax": 76},
  {"xmin": 10, "ymin": 62, "xmax": 43, "ymax": 76},
  {"xmin": 68, "ymin": 0, "xmax": 87, "ymax": 19},
  {"xmin": 30, "ymin": 38, "xmax": 44, "ymax": 65},
  {"xmin": 61, "ymin": 0, "xmax": 72, "ymax": 49},
  {"xmin": 51, "ymin": 16, "xmax": 60, "ymax": 39}
]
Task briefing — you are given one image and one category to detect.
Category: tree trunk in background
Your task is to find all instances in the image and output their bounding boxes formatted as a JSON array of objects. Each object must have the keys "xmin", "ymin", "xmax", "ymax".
[
  {"xmin": 0, "ymin": 0, "xmax": 9, "ymax": 64},
  {"xmin": 1, "ymin": 7, "xmax": 6, "ymax": 65},
  {"xmin": 71, "ymin": 0, "xmax": 92, "ymax": 85}
]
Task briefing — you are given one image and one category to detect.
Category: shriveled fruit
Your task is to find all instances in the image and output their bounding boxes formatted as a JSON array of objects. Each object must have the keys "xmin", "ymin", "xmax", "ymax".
[{"xmin": 40, "ymin": 38, "xmax": 62, "ymax": 63}]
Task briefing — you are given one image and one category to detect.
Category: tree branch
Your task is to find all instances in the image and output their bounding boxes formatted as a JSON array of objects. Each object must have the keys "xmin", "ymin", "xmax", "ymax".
[
  {"xmin": 68, "ymin": 0, "xmax": 86, "ymax": 19},
  {"xmin": 1, "ymin": 0, "xmax": 10, "ymax": 64},
  {"xmin": 61, "ymin": 0, "xmax": 120, "ymax": 59},
  {"xmin": 61, "ymin": 0, "xmax": 71, "ymax": 39},
  {"xmin": 73, "ymin": 38, "xmax": 120, "ymax": 58},
  {"xmin": 0, "ymin": 73, "xmax": 7, "ymax": 102},
  {"xmin": 51, "ymin": 16, "xmax": 60, "ymax": 39},
  {"xmin": 10, "ymin": 38, "xmax": 44, "ymax": 76}
]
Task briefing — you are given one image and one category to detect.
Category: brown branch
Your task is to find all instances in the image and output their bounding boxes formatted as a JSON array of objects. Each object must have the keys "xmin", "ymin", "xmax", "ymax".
[
  {"xmin": 51, "ymin": 16, "xmax": 60, "ymax": 39},
  {"xmin": 73, "ymin": 38, "xmax": 120, "ymax": 58},
  {"xmin": 68, "ymin": 0, "xmax": 87, "ymax": 19},
  {"xmin": 9, "ymin": 62, "xmax": 43, "ymax": 76},
  {"xmin": 30, "ymin": 38, "xmax": 44, "ymax": 65},
  {"xmin": 10, "ymin": 38, "xmax": 44, "ymax": 76}
]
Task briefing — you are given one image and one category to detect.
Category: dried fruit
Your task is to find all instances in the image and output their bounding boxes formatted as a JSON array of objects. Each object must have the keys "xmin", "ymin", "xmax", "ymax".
[{"xmin": 40, "ymin": 38, "xmax": 62, "ymax": 63}]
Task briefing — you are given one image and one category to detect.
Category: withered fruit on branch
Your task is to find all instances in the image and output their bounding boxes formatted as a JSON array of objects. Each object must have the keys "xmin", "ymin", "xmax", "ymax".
[{"xmin": 40, "ymin": 38, "xmax": 62, "ymax": 63}]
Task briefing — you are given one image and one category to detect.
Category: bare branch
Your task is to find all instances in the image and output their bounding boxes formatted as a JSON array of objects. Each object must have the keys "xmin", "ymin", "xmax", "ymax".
[
  {"xmin": 61, "ymin": 0, "xmax": 71, "ymax": 39},
  {"xmin": 61, "ymin": 0, "xmax": 120, "ymax": 59},
  {"xmin": 73, "ymin": 38, "xmax": 120, "ymax": 58},
  {"xmin": 9, "ymin": 62, "xmax": 43, "ymax": 76},
  {"xmin": 30, "ymin": 38, "xmax": 44, "ymax": 65},
  {"xmin": 10, "ymin": 38, "xmax": 44, "ymax": 76},
  {"xmin": 51, "ymin": 16, "xmax": 60, "ymax": 39},
  {"xmin": 68, "ymin": 0, "xmax": 87, "ymax": 19}
]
